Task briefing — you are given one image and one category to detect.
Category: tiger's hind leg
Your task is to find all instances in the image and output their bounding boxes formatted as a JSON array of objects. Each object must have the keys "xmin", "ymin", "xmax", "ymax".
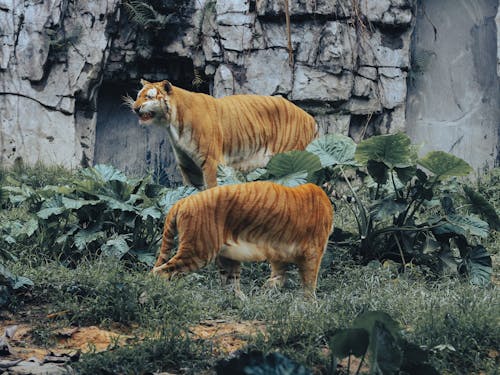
[
  {"xmin": 266, "ymin": 261, "xmax": 287, "ymax": 289},
  {"xmin": 297, "ymin": 248, "xmax": 324, "ymax": 299},
  {"xmin": 216, "ymin": 255, "xmax": 245, "ymax": 300}
]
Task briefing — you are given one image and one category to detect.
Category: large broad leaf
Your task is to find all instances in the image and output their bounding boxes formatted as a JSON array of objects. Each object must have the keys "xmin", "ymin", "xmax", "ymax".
[
  {"xmin": 16, "ymin": 218, "xmax": 38, "ymax": 238},
  {"xmin": 367, "ymin": 160, "xmax": 389, "ymax": 185},
  {"xmin": 463, "ymin": 186, "xmax": 500, "ymax": 231},
  {"xmin": 370, "ymin": 321, "xmax": 403, "ymax": 375},
  {"xmin": 37, "ymin": 195, "xmax": 65, "ymax": 219},
  {"xmin": 0, "ymin": 264, "xmax": 33, "ymax": 290},
  {"xmin": 81, "ymin": 164, "xmax": 128, "ymax": 182},
  {"xmin": 355, "ymin": 133, "xmax": 416, "ymax": 169},
  {"xmin": 266, "ymin": 150, "xmax": 322, "ymax": 184},
  {"xmin": 352, "ymin": 311, "xmax": 401, "ymax": 342},
  {"xmin": 144, "ymin": 183, "xmax": 165, "ymax": 199},
  {"xmin": 37, "ymin": 206, "xmax": 66, "ymax": 219},
  {"xmin": 330, "ymin": 328, "xmax": 369, "ymax": 358},
  {"xmin": 12, "ymin": 276, "xmax": 34, "ymax": 289},
  {"xmin": 98, "ymin": 195, "xmax": 138, "ymax": 213},
  {"xmin": 129, "ymin": 250, "xmax": 157, "ymax": 266},
  {"xmin": 271, "ymin": 171, "xmax": 309, "ymax": 187},
  {"xmin": 73, "ymin": 226, "xmax": 106, "ymax": 250},
  {"xmin": 215, "ymin": 350, "xmax": 312, "ymax": 375},
  {"xmin": 101, "ymin": 235, "xmax": 131, "ymax": 259},
  {"xmin": 61, "ymin": 197, "xmax": 100, "ymax": 210},
  {"xmin": 158, "ymin": 186, "xmax": 197, "ymax": 213},
  {"xmin": 370, "ymin": 197, "xmax": 407, "ymax": 222},
  {"xmin": 447, "ymin": 214, "xmax": 489, "ymax": 238},
  {"xmin": 139, "ymin": 206, "xmax": 162, "ymax": 220},
  {"xmin": 395, "ymin": 165, "xmax": 417, "ymax": 185},
  {"xmin": 418, "ymin": 151, "xmax": 472, "ymax": 180},
  {"xmin": 459, "ymin": 245, "xmax": 492, "ymax": 286},
  {"xmin": 306, "ymin": 134, "xmax": 358, "ymax": 167}
]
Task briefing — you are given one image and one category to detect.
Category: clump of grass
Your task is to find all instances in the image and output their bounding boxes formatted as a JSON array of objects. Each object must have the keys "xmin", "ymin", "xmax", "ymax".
[
  {"xmin": 75, "ymin": 331, "xmax": 210, "ymax": 374},
  {"xmin": 3, "ymin": 160, "xmax": 74, "ymax": 189},
  {"xmin": 13, "ymin": 259, "xmax": 210, "ymax": 328}
]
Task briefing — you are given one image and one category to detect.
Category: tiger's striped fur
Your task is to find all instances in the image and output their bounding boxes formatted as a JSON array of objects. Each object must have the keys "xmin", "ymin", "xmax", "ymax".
[
  {"xmin": 129, "ymin": 80, "xmax": 317, "ymax": 189},
  {"xmin": 152, "ymin": 181, "xmax": 334, "ymax": 298}
]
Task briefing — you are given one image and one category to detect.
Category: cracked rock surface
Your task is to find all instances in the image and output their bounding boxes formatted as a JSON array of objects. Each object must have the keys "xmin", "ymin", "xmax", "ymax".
[{"xmin": 1, "ymin": 0, "xmax": 497, "ymax": 172}]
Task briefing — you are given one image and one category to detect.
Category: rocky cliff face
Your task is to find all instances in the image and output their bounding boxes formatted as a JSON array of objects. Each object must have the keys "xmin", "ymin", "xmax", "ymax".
[
  {"xmin": 0, "ymin": 0, "xmax": 120, "ymax": 167},
  {"xmin": 407, "ymin": 0, "xmax": 500, "ymax": 170},
  {"xmin": 0, "ymin": 0, "xmax": 498, "ymax": 177}
]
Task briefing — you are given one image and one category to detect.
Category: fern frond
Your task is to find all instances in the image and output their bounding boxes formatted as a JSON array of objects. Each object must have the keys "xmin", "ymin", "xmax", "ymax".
[
  {"xmin": 192, "ymin": 69, "xmax": 204, "ymax": 88},
  {"xmin": 123, "ymin": 0, "xmax": 172, "ymax": 28}
]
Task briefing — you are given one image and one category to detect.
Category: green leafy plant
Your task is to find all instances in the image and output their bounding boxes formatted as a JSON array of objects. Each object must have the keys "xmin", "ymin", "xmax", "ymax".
[
  {"xmin": 329, "ymin": 311, "xmax": 439, "ymax": 375},
  {"xmin": 216, "ymin": 350, "xmax": 312, "ymax": 375},
  {"xmin": 0, "ymin": 170, "xmax": 33, "ymax": 307},
  {"xmin": 2, "ymin": 164, "xmax": 195, "ymax": 267}
]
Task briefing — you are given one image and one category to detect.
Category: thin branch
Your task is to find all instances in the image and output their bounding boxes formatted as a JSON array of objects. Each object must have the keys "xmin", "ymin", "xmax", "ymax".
[
  {"xmin": 393, "ymin": 234, "xmax": 407, "ymax": 268},
  {"xmin": 284, "ymin": 0, "xmax": 294, "ymax": 66}
]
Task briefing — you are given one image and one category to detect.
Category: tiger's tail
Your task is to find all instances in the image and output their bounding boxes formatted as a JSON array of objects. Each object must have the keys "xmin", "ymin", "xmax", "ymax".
[{"xmin": 152, "ymin": 203, "xmax": 179, "ymax": 270}]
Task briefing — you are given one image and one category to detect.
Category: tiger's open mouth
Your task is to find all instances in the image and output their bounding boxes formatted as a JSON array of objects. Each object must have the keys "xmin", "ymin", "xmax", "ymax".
[{"xmin": 139, "ymin": 112, "xmax": 155, "ymax": 122}]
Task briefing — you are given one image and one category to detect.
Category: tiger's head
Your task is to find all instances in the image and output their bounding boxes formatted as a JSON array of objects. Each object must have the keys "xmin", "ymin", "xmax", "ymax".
[{"xmin": 125, "ymin": 79, "xmax": 173, "ymax": 126}]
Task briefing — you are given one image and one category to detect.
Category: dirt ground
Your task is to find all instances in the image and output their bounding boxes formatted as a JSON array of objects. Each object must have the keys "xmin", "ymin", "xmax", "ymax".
[
  {"xmin": 0, "ymin": 314, "xmax": 372, "ymax": 373},
  {"xmin": 0, "ymin": 317, "xmax": 267, "ymax": 372}
]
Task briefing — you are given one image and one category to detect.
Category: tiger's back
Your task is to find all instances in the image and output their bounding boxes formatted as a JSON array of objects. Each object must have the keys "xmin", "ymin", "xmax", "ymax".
[
  {"xmin": 216, "ymin": 95, "xmax": 317, "ymax": 170},
  {"xmin": 153, "ymin": 181, "xmax": 333, "ymax": 297}
]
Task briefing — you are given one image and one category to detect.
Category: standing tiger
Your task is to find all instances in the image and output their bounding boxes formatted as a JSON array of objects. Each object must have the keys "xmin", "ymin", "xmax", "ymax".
[
  {"xmin": 152, "ymin": 181, "xmax": 334, "ymax": 298},
  {"xmin": 128, "ymin": 80, "xmax": 317, "ymax": 189}
]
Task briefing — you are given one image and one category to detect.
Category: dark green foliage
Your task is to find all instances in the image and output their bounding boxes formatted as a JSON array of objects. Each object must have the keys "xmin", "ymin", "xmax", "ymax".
[
  {"xmin": 1, "ymin": 164, "xmax": 195, "ymax": 266},
  {"xmin": 329, "ymin": 311, "xmax": 439, "ymax": 375},
  {"xmin": 265, "ymin": 150, "xmax": 322, "ymax": 186},
  {"xmin": 304, "ymin": 133, "xmax": 493, "ymax": 285},
  {"xmin": 463, "ymin": 185, "xmax": 500, "ymax": 230},
  {"xmin": 329, "ymin": 328, "xmax": 369, "ymax": 358},
  {"xmin": 0, "ymin": 263, "xmax": 33, "ymax": 307},
  {"xmin": 216, "ymin": 350, "xmax": 312, "ymax": 375}
]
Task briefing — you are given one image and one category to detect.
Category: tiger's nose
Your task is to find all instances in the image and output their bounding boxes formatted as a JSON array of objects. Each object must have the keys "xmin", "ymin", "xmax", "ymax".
[{"xmin": 134, "ymin": 107, "xmax": 141, "ymax": 114}]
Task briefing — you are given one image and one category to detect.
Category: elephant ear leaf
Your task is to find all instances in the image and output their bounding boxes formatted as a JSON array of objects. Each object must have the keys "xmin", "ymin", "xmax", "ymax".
[
  {"xmin": 355, "ymin": 133, "xmax": 416, "ymax": 169},
  {"xmin": 459, "ymin": 245, "xmax": 492, "ymax": 286},
  {"xmin": 418, "ymin": 151, "xmax": 472, "ymax": 180},
  {"xmin": 306, "ymin": 134, "xmax": 358, "ymax": 167},
  {"xmin": 330, "ymin": 328, "xmax": 369, "ymax": 358},
  {"xmin": 266, "ymin": 150, "xmax": 322, "ymax": 187}
]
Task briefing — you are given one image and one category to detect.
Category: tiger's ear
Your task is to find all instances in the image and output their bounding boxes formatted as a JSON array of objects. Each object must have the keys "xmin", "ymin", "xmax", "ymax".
[
  {"xmin": 161, "ymin": 80, "xmax": 172, "ymax": 94},
  {"xmin": 140, "ymin": 78, "xmax": 151, "ymax": 86}
]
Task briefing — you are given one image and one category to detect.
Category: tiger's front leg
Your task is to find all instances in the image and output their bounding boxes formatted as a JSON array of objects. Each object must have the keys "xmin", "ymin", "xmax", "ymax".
[
  {"xmin": 201, "ymin": 157, "xmax": 219, "ymax": 189},
  {"xmin": 216, "ymin": 255, "xmax": 245, "ymax": 300}
]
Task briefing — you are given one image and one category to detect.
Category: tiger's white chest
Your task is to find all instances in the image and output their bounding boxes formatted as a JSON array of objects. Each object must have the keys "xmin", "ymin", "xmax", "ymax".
[
  {"xmin": 220, "ymin": 240, "xmax": 268, "ymax": 262},
  {"xmin": 220, "ymin": 238, "xmax": 299, "ymax": 263},
  {"xmin": 167, "ymin": 126, "xmax": 200, "ymax": 163}
]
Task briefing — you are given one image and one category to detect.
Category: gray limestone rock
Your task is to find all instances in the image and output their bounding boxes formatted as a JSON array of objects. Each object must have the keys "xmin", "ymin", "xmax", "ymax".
[
  {"xmin": 291, "ymin": 65, "xmax": 353, "ymax": 102},
  {"xmin": 1, "ymin": 0, "xmax": 497, "ymax": 174}
]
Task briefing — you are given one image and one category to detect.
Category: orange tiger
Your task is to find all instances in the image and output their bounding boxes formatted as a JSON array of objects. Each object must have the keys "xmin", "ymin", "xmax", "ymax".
[
  {"xmin": 127, "ymin": 80, "xmax": 317, "ymax": 189},
  {"xmin": 152, "ymin": 181, "xmax": 334, "ymax": 298}
]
